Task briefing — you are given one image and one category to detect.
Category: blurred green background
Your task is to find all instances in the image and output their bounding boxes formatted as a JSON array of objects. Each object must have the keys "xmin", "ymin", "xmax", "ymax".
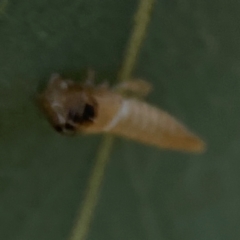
[{"xmin": 0, "ymin": 0, "xmax": 240, "ymax": 239}]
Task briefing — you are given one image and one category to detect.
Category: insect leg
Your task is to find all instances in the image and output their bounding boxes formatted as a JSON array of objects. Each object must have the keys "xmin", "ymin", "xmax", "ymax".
[
  {"xmin": 114, "ymin": 79, "xmax": 152, "ymax": 97},
  {"xmin": 84, "ymin": 68, "xmax": 95, "ymax": 86}
]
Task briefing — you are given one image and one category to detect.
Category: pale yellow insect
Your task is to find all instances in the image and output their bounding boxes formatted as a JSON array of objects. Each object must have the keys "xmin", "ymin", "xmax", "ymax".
[{"xmin": 39, "ymin": 70, "xmax": 205, "ymax": 152}]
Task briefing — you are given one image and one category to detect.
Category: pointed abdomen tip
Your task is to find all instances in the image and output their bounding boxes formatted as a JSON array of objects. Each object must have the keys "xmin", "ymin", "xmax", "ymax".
[{"xmin": 189, "ymin": 137, "xmax": 206, "ymax": 153}]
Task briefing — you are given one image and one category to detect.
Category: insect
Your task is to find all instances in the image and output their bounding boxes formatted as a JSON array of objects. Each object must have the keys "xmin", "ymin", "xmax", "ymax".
[{"xmin": 39, "ymin": 70, "xmax": 205, "ymax": 152}]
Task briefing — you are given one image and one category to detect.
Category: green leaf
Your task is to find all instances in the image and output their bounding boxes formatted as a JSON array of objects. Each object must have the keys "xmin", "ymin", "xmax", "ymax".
[{"xmin": 0, "ymin": 0, "xmax": 239, "ymax": 240}]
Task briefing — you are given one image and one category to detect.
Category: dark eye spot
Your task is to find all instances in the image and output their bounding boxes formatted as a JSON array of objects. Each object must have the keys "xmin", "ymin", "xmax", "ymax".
[
  {"xmin": 54, "ymin": 125, "xmax": 63, "ymax": 133},
  {"xmin": 82, "ymin": 104, "xmax": 95, "ymax": 121},
  {"xmin": 64, "ymin": 123, "xmax": 75, "ymax": 131},
  {"xmin": 68, "ymin": 111, "xmax": 82, "ymax": 123},
  {"xmin": 68, "ymin": 104, "xmax": 95, "ymax": 124}
]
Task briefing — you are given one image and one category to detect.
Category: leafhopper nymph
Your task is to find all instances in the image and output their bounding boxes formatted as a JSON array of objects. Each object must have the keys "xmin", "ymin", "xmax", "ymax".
[{"xmin": 39, "ymin": 70, "xmax": 205, "ymax": 152}]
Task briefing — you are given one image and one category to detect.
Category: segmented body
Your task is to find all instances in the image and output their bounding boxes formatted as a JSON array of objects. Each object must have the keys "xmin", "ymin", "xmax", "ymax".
[{"xmin": 84, "ymin": 90, "xmax": 204, "ymax": 152}]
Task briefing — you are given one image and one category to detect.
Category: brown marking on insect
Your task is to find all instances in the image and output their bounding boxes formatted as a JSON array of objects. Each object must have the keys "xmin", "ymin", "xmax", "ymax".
[
  {"xmin": 38, "ymin": 73, "xmax": 98, "ymax": 134},
  {"xmin": 38, "ymin": 70, "xmax": 206, "ymax": 152}
]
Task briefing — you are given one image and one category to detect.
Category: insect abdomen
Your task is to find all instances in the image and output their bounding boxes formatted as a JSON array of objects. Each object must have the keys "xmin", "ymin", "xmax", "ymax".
[{"xmin": 107, "ymin": 99, "xmax": 205, "ymax": 152}]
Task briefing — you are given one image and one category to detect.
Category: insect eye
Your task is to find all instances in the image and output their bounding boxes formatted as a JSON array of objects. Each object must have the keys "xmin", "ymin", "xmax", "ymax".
[
  {"xmin": 82, "ymin": 104, "xmax": 95, "ymax": 121},
  {"xmin": 64, "ymin": 123, "xmax": 75, "ymax": 131},
  {"xmin": 68, "ymin": 104, "xmax": 95, "ymax": 124},
  {"xmin": 54, "ymin": 125, "xmax": 63, "ymax": 133},
  {"xmin": 69, "ymin": 112, "xmax": 82, "ymax": 123}
]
